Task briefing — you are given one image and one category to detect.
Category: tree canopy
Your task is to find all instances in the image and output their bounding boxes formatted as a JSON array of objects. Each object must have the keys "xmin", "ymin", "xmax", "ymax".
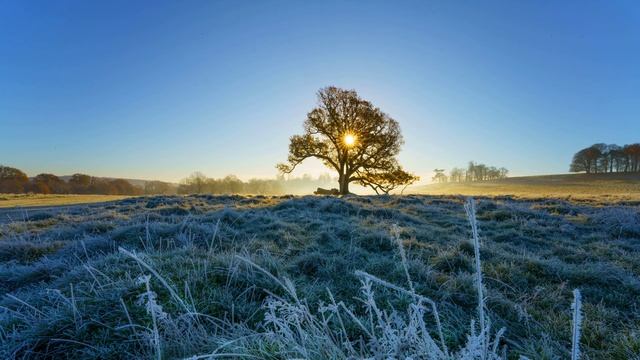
[
  {"xmin": 0, "ymin": 165, "xmax": 29, "ymax": 193},
  {"xmin": 0, "ymin": 166, "xmax": 146, "ymax": 195},
  {"xmin": 570, "ymin": 143, "xmax": 640, "ymax": 173},
  {"xmin": 278, "ymin": 86, "xmax": 418, "ymax": 194}
]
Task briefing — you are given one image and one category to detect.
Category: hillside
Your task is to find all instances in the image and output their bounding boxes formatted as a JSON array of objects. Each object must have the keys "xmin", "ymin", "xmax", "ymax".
[
  {"xmin": 1, "ymin": 195, "xmax": 638, "ymax": 358},
  {"xmin": 414, "ymin": 172, "xmax": 640, "ymax": 200}
]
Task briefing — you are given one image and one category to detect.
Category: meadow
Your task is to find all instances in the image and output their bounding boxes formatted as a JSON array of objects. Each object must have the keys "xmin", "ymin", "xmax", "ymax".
[
  {"xmin": 1, "ymin": 193, "xmax": 639, "ymax": 359},
  {"xmin": 0, "ymin": 194, "xmax": 131, "ymax": 209},
  {"xmin": 416, "ymin": 173, "xmax": 640, "ymax": 200}
]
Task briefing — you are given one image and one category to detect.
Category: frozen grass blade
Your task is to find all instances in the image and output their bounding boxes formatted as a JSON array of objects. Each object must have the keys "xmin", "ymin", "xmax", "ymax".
[
  {"xmin": 465, "ymin": 197, "xmax": 487, "ymax": 355},
  {"xmin": 571, "ymin": 289, "xmax": 582, "ymax": 360},
  {"xmin": 137, "ymin": 275, "xmax": 163, "ymax": 360}
]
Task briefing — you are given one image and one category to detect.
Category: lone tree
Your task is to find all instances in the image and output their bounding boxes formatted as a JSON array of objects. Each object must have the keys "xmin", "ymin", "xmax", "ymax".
[{"xmin": 278, "ymin": 86, "xmax": 418, "ymax": 195}]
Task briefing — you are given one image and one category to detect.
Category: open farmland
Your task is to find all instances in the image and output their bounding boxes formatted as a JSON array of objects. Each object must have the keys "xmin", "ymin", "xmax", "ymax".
[
  {"xmin": 1, "ymin": 195, "xmax": 639, "ymax": 359},
  {"xmin": 0, "ymin": 194, "xmax": 131, "ymax": 209},
  {"xmin": 415, "ymin": 173, "xmax": 640, "ymax": 201}
]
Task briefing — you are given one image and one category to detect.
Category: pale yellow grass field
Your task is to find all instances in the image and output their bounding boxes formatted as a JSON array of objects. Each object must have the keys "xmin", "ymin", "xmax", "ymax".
[
  {"xmin": 0, "ymin": 194, "xmax": 131, "ymax": 208},
  {"xmin": 411, "ymin": 173, "xmax": 640, "ymax": 201}
]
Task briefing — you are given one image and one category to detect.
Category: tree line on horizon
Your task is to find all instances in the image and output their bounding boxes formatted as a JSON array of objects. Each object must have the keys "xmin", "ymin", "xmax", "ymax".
[
  {"xmin": 432, "ymin": 161, "xmax": 509, "ymax": 183},
  {"xmin": 570, "ymin": 143, "xmax": 640, "ymax": 174},
  {"xmin": 0, "ymin": 165, "xmax": 338, "ymax": 196},
  {"xmin": 0, "ymin": 166, "xmax": 146, "ymax": 195},
  {"xmin": 177, "ymin": 172, "xmax": 335, "ymax": 195}
]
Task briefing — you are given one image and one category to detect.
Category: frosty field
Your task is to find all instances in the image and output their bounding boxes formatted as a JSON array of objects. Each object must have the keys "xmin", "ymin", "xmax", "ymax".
[{"xmin": 1, "ymin": 195, "xmax": 639, "ymax": 359}]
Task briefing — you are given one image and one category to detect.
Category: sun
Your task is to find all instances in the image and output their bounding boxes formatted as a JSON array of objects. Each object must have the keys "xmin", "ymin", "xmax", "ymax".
[{"xmin": 343, "ymin": 133, "xmax": 356, "ymax": 147}]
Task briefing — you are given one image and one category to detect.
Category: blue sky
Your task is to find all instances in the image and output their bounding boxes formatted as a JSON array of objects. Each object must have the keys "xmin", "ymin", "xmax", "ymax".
[{"xmin": 1, "ymin": 1, "xmax": 639, "ymax": 183}]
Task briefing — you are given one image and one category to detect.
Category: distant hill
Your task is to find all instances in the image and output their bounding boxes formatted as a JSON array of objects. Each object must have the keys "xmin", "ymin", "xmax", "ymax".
[{"xmin": 411, "ymin": 172, "xmax": 640, "ymax": 200}]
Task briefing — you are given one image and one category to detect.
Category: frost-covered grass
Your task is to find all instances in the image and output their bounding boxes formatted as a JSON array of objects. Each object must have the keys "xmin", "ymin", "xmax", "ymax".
[{"xmin": 0, "ymin": 195, "xmax": 639, "ymax": 359}]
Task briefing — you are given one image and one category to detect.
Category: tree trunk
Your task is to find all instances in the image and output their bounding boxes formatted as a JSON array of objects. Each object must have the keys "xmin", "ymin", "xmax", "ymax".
[{"xmin": 339, "ymin": 175, "xmax": 349, "ymax": 195}]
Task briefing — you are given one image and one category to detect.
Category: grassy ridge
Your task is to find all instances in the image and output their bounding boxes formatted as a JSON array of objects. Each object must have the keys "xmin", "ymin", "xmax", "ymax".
[
  {"xmin": 1, "ymin": 195, "xmax": 639, "ymax": 358},
  {"xmin": 414, "ymin": 172, "xmax": 640, "ymax": 200}
]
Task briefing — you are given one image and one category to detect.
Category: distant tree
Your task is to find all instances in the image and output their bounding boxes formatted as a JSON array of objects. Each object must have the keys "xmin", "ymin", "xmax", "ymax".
[
  {"xmin": 498, "ymin": 167, "xmax": 509, "ymax": 178},
  {"xmin": 449, "ymin": 167, "xmax": 465, "ymax": 182},
  {"xmin": 29, "ymin": 181, "xmax": 51, "ymax": 194},
  {"xmin": 446, "ymin": 162, "xmax": 507, "ymax": 182},
  {"xmin": 569, "ymin": 149, "xmax": 588, "ymax": 173},
  {"xmin": 108, "ymin": 179, "xmax": 143, "ymax": 195},
  {"xmin": 466, "ymin": 161, "xmax": 486, "ymax": 181},
  {"xmin": 603, "ymin": 144, "xmax": 621, "ymax": 173},
  {"xmin": 624, "ymin": 143, "xmax": 640, "ymax": 172},
  {"xmin": 222, "ymin": 175, "xmax": 244, "ymax": 194},
  {"xmin": 0, "ymin": 165, "xmax": 29, "ymax": 193},
  {"xmin": 278, "ymin": 86, "xmax": 418, "ymax": 195},
  {"xmin": 486, "ymin": 167, "xmax": 499, "ymax": 180},
  {"xmin": 466, "ymin": 162, "xmax": 477, "ymax": 181},
  {"xmin": 144, "ymin": 181, "xmax": 175, "ymax": 195},
  {"xmin": 68, "ymin": 173, "xmax": 92, "ymax": 193},
  {"xmin": 179, "ymin": 172, "xmax": 208, "ymax": 194},
  {"xmin": 570, "ymin": 146, "xmax": 601, "ymax": 174},
  {"xmin": 65, "ymin": 174, "xmax": 141, "ymax": 195},
  {"xmin": 432, "ymin": 169, "xmax": 447, "ymax": 183},
  {"xmin": 569, "ymin": 143, "xmax": 640, "ymax": 174},
  {"xmin": 88, "ymin": 178, "xmax": 112, "ymax": 194},
  {"xmin": 31, "ymin": 173, "xmax": 67, "ymax": 194},
  {"xmin": 591, "ymin": 143, "xmax": 612, "ymax": 173}
]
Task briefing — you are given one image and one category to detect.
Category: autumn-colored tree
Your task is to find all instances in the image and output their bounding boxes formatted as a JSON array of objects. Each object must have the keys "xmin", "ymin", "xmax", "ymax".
[
  {"xmin": 570, "ymin": 146, "xmax": 601, "ymax": 173},
  {"xmin": 30, "ymin": 181, "xmax": 51, "ymax": 194},
  {"xmin": 0, "ymin": 165, "xmax": 29, "ymax": 193},
  {"xmin": 569, "ymin": 143, "xmax": 640, "ymax": 174},
  {"xmin": 68, "ymin": 173, "xmax": 92, "ymax": 193},
  {"xmin": 278, "ymin": 87, "xmax": 418, "ymax": 195},
  {"xmin": 108, "ymin": 179, "xmax": 143, "ymax": 195},
  {"xmin": 31, "ymin": 173, "xmax": 67, "ymax": 194},
  {"xmin": 624, "ymin": 143, "xmax": 640, "ymax": 172}
]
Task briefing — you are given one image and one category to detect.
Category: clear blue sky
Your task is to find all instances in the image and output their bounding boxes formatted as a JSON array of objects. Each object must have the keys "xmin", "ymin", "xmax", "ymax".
[{"xmin": 1, "ymin": 1, "xmax": 639, "ymax": 183}]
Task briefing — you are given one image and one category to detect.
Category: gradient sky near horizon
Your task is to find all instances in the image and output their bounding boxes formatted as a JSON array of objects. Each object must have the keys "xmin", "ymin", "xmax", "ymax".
[{"xmin": 1, "ymin": 1, "xmax": 639, "ymax": 183}]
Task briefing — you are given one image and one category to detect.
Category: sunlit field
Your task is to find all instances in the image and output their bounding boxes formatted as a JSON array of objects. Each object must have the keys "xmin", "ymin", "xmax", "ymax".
[
  {"xmin": 415, "ymin": 173, "xmax": 640, "ymax": 201},
  {"xmin": 1, "ymin": 194, "xmax": 638, "ymax": 358},
  {"xmin": 0, "ymin": 194, "xmax": 131, "ymax": 208}
]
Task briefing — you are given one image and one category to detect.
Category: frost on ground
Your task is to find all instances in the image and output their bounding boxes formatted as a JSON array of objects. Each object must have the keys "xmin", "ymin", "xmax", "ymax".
[{"xmin": 0, "ymin": 195, "xmax": 639, "ymax": 359}]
